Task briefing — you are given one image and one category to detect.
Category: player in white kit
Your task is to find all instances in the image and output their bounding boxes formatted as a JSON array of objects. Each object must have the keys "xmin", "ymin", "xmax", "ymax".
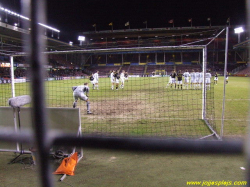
[
  {"xmin": 190, "ymin": 69, "xmax": 196, "ymax": 89},
  {"xmin": 93, "ymin": 71, "xmax": 99, "ymax": 90},
  {"xmin": 183, "ymin": 70, "xmax": 190, "ymax": 89},
  {"xmin": 72, "ymin": 83, "xmax": 92, "ymax": 114},
  {"xmin": 205, "ymin": 71, "xmax": 212, "ymax": 90},
  {"xmin": 110, "ymin": 70, "xmax": 115, "ymax": 90},
  {"xmin": 120, "ymin": 70, "xmax": 125, "ymax": 89},
  {"xmin": 195, "ymin": 70, "xmax": 200, "ymax": 89}
]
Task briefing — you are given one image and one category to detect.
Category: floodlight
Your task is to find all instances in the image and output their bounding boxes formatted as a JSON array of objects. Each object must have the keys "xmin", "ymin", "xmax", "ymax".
[
  {"xmin": 69, "ymin": 41, "xmax": 73, "ymax": 46},
  {"xmin": 78, "ymin": 36, "xmax": 85, "ymax": 41},
  {"xmin": 234, "ymin": 27, "xmax": 244, "ymax": 34},
  {"xmin": 234, "ymin": 27, "xmax": 244, "ymax": 43}
]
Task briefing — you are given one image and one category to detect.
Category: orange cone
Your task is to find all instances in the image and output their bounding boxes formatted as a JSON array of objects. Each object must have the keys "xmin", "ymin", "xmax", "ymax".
[{"xmin": 53, "ymin": 152, "xmax": 78, "ymax": 176}]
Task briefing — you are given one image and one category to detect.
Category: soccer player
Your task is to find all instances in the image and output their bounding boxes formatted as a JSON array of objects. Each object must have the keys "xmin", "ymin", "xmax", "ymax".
[
  {"xmin": 226, "ymin": 72, "xmax": 229, "ymax": 84},
  {"xmin": 114, "ymin": 70, "xmax": 120, "ymax": 90},
  {"xmin": 120, "ymin": 70, "xmax": 125, "ymax": 89},
  {"xmin": 195, "ymin": 69, "xmax": 200, "ymax": 89},
  {"xmin": 214, "ymin": 72, "xmax": 218, "ymax": 85},
  {"xmin": 89, "ymin": 73, "xmax": 95, "ymax": 89},
  {"xmin": 110, "ymin": 70, "xmax": 115, "ymax": 90},
  {"xmin": 205, "ymin": 71, "xmax": 212, "ymax": 90},
  {"xmin": 152, "ymin": 71, "xmax": 155, "ymax": 77},
  {"xmin": 198, "ymin": 70, "xmax": 203, "ymax": 89},
  {"xmin": 183, "ymin": 69, "xmax": 190, "ymax": 89},
  {"xmin": 177, "ymin": 70, "xmax": 183, "ymax": 89},
  {"xmin": 93, "ymin": 70, "xmax": 99, "ymax": 89},
  {"xmin": 72, "ymin": 83, "xmax": 92, "ymax": 114},
  {"xmin": 124, "ymin": 72, "xmax": 129, "ymax": 82},
  {"xmin": 169, "ymin": 70, "xmax": 177, "ymax": 89},
  {"xmin": 190, "ymin": 69, "xmax": 196, "ymax": 89}
]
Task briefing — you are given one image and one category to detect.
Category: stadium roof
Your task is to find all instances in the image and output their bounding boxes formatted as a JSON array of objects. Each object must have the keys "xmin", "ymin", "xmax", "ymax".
[
  {"xmin": 233, "ymin": 39, "xmax": 250, "ymax": 50},
  {"xmin": 81, "ymin": 25, "xmax": 226, "ymax": 40},
  {"xmin": 0, "ymin": 22, "xmax": 83, "ymax": 56}
]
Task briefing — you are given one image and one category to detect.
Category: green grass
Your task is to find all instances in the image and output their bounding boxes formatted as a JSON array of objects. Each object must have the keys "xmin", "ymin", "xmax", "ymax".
[
  {"xmin": 213, "ymin": 77, "xmax": 249, "ymax": 137},
  {"xmin": 0, "ymin": 76, "xmax": 248, "ymax": 186},
  {"xmin": 0, "ymin": 76, "xmax": 248, "ymax": 138}
]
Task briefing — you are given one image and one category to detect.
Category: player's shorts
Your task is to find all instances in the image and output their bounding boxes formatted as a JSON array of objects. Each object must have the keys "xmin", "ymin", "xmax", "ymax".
[
  {"xmin": 115, "ymin": 78, "xmax": 120, "ymax": 84},
  {"xmin": 111, "ymin": 78, "xmax": 115, "ymax": 83},
  {"xmin": 199, "ymin": 79, "xmax": 203, "ymax": 84},
  {"xmin": 206, "ymin": 78, "xmax": 211, "ymax": 84},
  {"xmin": 125, "ymin": 77, "xmax": 128, "ymax": 80},
  {"xmin": 91, "ymin": 80, "xmax": 96, "ymax": 85},
  {"xmin": 226, "ymin": 77, "xmax": 228, "ymax": 80},
  {"xmin": 214, "ymin": 77, "xmax": 218, "ymax": 81},
  {"xmin": 184, "ymin": 78, "xmax": 189, "ymax": 83},
  {"xmin": 190, "ymin": 78, "xmax": 196, "ymax": 83},
  {"xmin": 177, "ymin": 80, "xmax": 182, "ymax": 84},
  {"xmin": 120, "ymin": 78, "xmax": 125, "ymax": 83},
  {"xmin": 171, "ymin": 78, "xmax": 176, "ymax": 84},
  {"xmin": 73, "ymin": 92, "xmax": 88, "ymax": 101}
]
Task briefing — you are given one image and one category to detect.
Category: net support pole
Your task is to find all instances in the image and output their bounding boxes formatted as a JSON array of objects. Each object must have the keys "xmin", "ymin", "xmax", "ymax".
[
  {"xmin": 10, "ymin": 56, "xmax": 20, "ymax": 152},
  {"xmin": 202, "ymin": 46, "xmax": 207, "ymax": 120},
  {"xmin": 220, "ymin": 26, "xmax": 229, "ymax": 139},
  {"xmin": 10, "ymin": 56, "xmax": 15, "ymax": 97},
  {"xmin": 202, "ymin": 46, "xmax": 221, "ymax": 140}
]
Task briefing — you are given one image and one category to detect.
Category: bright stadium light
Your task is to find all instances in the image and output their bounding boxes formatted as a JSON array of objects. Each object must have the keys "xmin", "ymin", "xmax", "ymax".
[
  {"xmin": 234, "ymin": 27, "xmax": 244, "ymax": 34},
  {"xmin": 234, "ymin": 27, "xmax": 244, "ymax": 43},
  {"xmin": 78, "ymin": 36, "xmax": 85, "ymax": 41},
  {"xmin": 38, "ymin": 23, "xmax": 60, "ymax": 33},
  {"xmin": 0, "ymin": 5, "xmax": 60, "ymax": 33},
  {"xmin": 78, "ymin": 36, "xmax": 85, "ymax": 46},
  {"xmin": 69, "ymin": 41, "xmax": 73, "ymax": 46}
]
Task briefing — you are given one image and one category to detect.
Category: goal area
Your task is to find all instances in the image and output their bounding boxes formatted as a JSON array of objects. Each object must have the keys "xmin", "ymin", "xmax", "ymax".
[{"xmin": 0, "ymin": 28, "xmax": 227, "ymax": 140}]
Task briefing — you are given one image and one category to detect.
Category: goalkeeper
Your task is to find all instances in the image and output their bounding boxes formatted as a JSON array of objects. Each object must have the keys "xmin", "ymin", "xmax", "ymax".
[{"xmin": 72, "ymin": 83, "xmax": 92, "ymax": 114}]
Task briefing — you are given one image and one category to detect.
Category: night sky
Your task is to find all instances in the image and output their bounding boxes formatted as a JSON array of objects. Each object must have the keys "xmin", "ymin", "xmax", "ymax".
[{"xmin": 0, "ymin": 0, "xmax": 247, "ymax": 42}]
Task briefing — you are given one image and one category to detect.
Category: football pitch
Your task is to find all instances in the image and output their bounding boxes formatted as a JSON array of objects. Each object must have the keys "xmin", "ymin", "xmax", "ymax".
[
  {"xmin": 0, "ymin": 76, "xmax": 248, "ymax": 138},
  {"xmin": 0, "ymin": 76, "xmax": 248, "ymax": 186}
]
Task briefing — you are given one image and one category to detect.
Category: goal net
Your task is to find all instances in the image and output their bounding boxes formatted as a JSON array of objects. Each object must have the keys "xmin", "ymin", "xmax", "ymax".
[{"xmin": 0, "ymin": 28, "xmax": 226, "ymax": 140}]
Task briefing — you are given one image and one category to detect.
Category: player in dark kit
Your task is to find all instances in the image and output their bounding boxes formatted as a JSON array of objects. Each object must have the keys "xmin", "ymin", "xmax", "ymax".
[
  {"xmin": 214, "ymin": 72, "xmax": 218, "ymax": 85},
  {"xmin": 89, "ymin": 73, "xmax": 95, "ymax": 89},
  {"xmin": 177, "ymin": 70, "xmax": 183, "ymax": 89},
  {"xmin": 124, "ymin": 72, "xmax": 128, "ymax": 82},
  {"xmin": 170, "ymin": 70, "xmax": 177, "ymax": 88},
  {"xmin": 114, "ymin": 70, "xmax": 120, "ymax": 90}
]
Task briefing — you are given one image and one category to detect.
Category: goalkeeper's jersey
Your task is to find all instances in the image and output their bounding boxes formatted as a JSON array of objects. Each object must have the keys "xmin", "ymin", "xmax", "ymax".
[{"xmin": 74, "ymin": 85, "xmax": 89, "ymax": 95}]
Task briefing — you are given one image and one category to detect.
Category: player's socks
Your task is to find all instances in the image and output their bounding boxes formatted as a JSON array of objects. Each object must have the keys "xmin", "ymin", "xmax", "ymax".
[
  {"xmin": 87, "ymin": 101, "xmax": 90, "ymax": 111},
  {"xmin": 181, "ymin": 85, "xmax": 182, "ymax": 89}
]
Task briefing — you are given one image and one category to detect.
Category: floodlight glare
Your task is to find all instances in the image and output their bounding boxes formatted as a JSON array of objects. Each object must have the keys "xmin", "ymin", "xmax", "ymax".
[
  {"xmin": 78, "ymin": 36, "xmax": 85, "ymax": 41},
  {"xmin": 234, "ymin": 27, "xmax": 244, "ymax": 34}
]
